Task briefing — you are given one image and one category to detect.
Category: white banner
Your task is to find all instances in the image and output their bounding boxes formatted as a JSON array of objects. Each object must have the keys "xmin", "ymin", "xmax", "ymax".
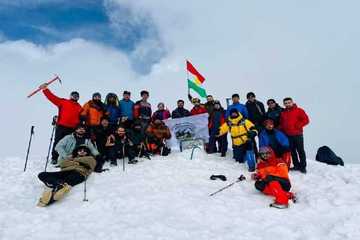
[{"xmin": 163, "ymin": 113, "xmax": 209, "ymax": 149}]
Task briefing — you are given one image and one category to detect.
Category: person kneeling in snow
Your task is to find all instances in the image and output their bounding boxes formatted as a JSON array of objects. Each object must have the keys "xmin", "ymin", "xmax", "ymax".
[
  {"xmin": 106, "ymin": 126, "xmax": 138, "ymax": 165},
  {"xmin": 37, "ymin": 145, "xmax": 97, "ymax": 207},
  {"xmin": 252, "ymin": 146, "xmax": 295, "ymax": 209},
  {"xmin": 146, "ymin": 119, "xmax": 172, "ymax": 156}
]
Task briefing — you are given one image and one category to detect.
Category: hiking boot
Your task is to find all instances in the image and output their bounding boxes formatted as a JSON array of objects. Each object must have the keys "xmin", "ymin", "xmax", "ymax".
[
  {"xmin": 53, "ymin": 183, "xmax": 71, "ymax": 201},
  {"xmin": 110, "ymin": 160, "xmax": 117, "ymax": 166},
  {"xmin": 248, "ymin": 167, "xmax": 256, "ymax": 172},
  {"xmin": 221, "ymin": 153, "xmax": 226, "ymax": 157},
  {"xmin": 128, "ymin": 159, "xmax": 138, "ymax": 164},
  {"xmin": 51, "ymin": 159, "xmax": 57, "ymax": 165},
  {"xmin": 37, "ymin": 189, "xmax": 54, "ymax": 207},
  {"xmin": 300, "ymin": 168, "xmax": 307, "ymax": 174},
  {"xmin": 289, "ymin": 167, "xmax": 300, "ymax": 171},
  {"xmin": 269, "ymin": 203, "xmax": 289, "ymax": 209},
  {"xmin": 287, "ymin": 192, "xmax": 297, "ymax": 203}
]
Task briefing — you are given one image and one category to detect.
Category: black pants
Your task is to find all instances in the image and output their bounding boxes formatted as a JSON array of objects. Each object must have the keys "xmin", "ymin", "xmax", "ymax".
[
  {"xmin": 288, "ymin": 135, "xmax": 306, "ymax": 170},
  {"xmin": 52, "ymin": 126, "xmax": 74, "ymax": 161},
  {"xmin": 108, "ymin": 145, "xmax": 136, "ymax": 163},
  {"xmin": 38, "ymin": 170, "xmax": 85, "ymax": 188},
  {"xmin": 255, "ymin": 176, "xmax": 291, "ymax": 192},
  {"xmin": 208, "ymin": 132, "xmax": 228, "ymax": 154}
]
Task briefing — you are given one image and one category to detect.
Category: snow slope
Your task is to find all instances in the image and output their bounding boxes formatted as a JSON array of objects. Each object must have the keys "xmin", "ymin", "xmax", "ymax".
[{"xmin": 0, "ymin": 150, "xmax": 359, "ymax": 240}]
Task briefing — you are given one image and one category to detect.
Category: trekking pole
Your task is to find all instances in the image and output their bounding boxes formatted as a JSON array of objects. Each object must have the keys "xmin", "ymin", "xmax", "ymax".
[
  {"xmin": 122, "ymin": 145, "xmax": 126, "ymax": 172},
  {"xmin": 44, "ymin": 116, "xmax": 57, "ymax": 172},
  {"xmin": 209, "ymin": 175, "xmax": 246, "ymax": 197},
  {"xmin": 24, "ymin": 126, "xmax": 35, "ymax": 172},
  {"xmin": 83, "ymin": 176, "xmax": 88, "ymax": 202}
]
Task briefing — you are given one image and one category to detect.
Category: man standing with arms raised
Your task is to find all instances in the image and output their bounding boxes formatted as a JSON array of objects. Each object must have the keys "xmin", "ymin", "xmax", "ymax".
[{"xmin": 39, "ymin": 83, "xmax": 83, "ymax": 165}]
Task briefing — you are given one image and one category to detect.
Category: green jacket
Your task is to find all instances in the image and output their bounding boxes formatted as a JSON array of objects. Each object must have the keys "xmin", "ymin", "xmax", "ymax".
[{"xmin": 60, "ymin": 156, "xmax": 96, "ymax": 177}]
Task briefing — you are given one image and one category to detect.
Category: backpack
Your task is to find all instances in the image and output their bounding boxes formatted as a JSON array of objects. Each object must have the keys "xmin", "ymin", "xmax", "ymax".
[{"xmin": 316, "ymin": 146, "xmax": 344, "ymax": 166}]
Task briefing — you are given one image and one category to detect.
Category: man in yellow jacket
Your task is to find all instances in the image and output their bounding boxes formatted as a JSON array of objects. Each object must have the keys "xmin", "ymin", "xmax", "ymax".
[{"xmin": 218, "ymin": 109, "xmax": 258, "ymax": 171}]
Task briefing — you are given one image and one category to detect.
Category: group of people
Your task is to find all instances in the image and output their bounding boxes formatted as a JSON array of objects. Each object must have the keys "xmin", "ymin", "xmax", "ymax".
[{"xmin": 36, "ymin": 82, "xmax": 309, "ymax": 209}]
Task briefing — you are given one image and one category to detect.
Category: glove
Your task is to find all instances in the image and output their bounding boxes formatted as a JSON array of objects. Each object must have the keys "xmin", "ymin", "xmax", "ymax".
[
  {"xmin": 251, "ymin": 173, "xmax": 259, "ymax": 180},
  {"xmin": 247, "ymin": 130, "xmax": 257, "ymax": 139}
]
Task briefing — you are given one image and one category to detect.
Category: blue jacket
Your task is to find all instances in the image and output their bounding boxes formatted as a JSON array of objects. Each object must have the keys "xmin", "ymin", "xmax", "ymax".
[
  {"xmin": 259, "ymin": 129, "xmax": 289, "ymax": 156},
  {"xmin": 119, "ymin": 99, "xmax": 134, "ymax": 120},
  {"xmin": 106, "ymin": 104, "xmax": 121, "ymax": 125},
  {"xmin": 225, "ymin": 103, "xmax": 249, "ymax": 119}
]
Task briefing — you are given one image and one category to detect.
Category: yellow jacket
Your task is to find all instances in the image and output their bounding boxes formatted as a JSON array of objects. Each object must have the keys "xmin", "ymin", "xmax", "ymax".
[{"xmin": 219, "ymin": 114, "xmax": 257, "ymax": 146}]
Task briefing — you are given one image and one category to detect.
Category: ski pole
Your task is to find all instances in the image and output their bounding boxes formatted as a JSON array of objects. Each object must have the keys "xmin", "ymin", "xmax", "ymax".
[
  {"xmin": 83, "ymin": 176, "xmax": 88, "ymax": 202},
  {"xmin": 24, "ymin": 126, "xmax": 35, "ymax": 172},
  {"xmin": 209, "ymin": 175, "xmax": 246, "ymax": 197},
  {"xmin": 44, "ymin": 116, "xmax": 57, "ymax": 172},
  {"xmin": 27, "ymin": 75, "xmax": 61, "ymax": 98},
  {"xmin": 122, "ymin": 145, "xmax": 126, "ymax": 172}
]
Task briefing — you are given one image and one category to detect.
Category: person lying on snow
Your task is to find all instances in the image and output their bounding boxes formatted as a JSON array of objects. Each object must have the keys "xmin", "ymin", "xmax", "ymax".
[
  {"xmin": 146, "ymin": 119, "xmax": 172, "ymax": 156},
  {"xmin": 218, "ymin": 109, "xmax": 257, "ymax": 172},
  {"xmin": 106, "ymin": 126, "xmax": 138, "ymax": 166},
  {"xmin": 259, "ymin": 118, "xmax": 291, "ymax": 168},
  {"xmin": 252, "ymin": 146, "xmax": 296, "ymax": 209},
  {"xmin": 37, "ymin": 145, "xmax": 97, "ymax": 207}
]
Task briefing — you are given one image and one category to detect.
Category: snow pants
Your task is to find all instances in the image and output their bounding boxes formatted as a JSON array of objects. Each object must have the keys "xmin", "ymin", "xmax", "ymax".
[
  {"xmin": 233, "ymin": 142, "xmax": 256, "ymax": 170},
  {"xmin": 208, "ymin": 131, "xmax": 228, "ymax": 154},
  {"xmin": 288, "ymin": 135, "xmax": 306, "ymax": 171},
  {"xmin": 38, "ymin": 170, "xmax": 85, "ymax": 188},
  {"xmin": 255, "ymin": 176, "xmax": 292, "ymax": 205}
]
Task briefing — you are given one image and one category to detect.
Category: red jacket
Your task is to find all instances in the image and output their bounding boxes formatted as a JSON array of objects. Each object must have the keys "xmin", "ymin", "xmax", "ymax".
[
  {"xmin": 279, "ymin": 104, "xmax": 309, "ymax": 136},
  {"xmin": 43, "ymin": 89, "xmax": 83, "ymax": 128},
  {"xmin": 190, "ymin": 106, "xmax": 207, "ymax": 116}
]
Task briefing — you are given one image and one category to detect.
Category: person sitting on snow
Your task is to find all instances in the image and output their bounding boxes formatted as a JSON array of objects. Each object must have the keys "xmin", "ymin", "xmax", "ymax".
[
  {"xmin": 251, "ymin": 146, "xmax": 296, "ymax": 209},
  {"xmin": 55, "ymin": 124, "xmax": 99, "ymax": 164},
  {"xmin": 106, "ymin": 126, "xmax": 137, "ymax": 166},
  {"xmin": 127, "ymin": 120, "xmax": 151, "ymax": 159},
  {"xmin": 259, "ymin": 118, "xmax": 291, "ymax": 168},
  {"xmin": 218, "ymin": 109, "xmax": 257, "ymax": 171},
  {"xmin": 37, "ymin": 145, "xmax": 97, "ymax": 207},
  {"xmin": 146, "ymin": 118, "xmax": 172, "ymax": 156}
]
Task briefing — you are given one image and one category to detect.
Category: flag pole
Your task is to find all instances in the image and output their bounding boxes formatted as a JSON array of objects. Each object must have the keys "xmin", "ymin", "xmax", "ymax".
[{"xmin": 186, "ymin": 60, "xmax": 190, "ymax": 95}]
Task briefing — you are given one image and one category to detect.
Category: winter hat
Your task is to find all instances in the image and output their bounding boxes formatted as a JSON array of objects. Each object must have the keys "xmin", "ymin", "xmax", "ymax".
[
  {"xmin": 263, "ymin": 118, "xmax": 274, "ymax": 126},
  {"xmin": 92, "ymin": 92, "xmax": 101, "ymax": 99},
  {"xmin": 72, "ymin": 145, "xmax": 91, "ymax": 157},
  {"xmin": 123, "ymin": 90, "xmax": 131, "ymax": 95},
  {"xmin": 70, "ymin": 91, "xmax": 79, "ymax": 98}
]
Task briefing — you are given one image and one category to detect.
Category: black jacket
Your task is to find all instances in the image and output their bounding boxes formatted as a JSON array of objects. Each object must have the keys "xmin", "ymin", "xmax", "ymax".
[
  {"xmin": 172, "ymin": 108, "xmax": 191, "ymax": 119},
  {"xmin": 246, "ymin": 100, "xmax": 266, "ymax": 126}
]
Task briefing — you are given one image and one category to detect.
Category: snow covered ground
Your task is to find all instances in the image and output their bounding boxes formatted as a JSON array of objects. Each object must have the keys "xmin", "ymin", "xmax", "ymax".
[{"xmin": 0, "ymin": 150, "xmax": 359, "ymax": 240}]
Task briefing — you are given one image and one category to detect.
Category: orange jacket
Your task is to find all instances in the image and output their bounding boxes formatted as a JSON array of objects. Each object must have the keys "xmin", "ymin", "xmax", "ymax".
[
  {"xmin": 146, "ymin": 122, "xmax": 171, "ymax": 141},
  {"xmin": 256, "ymin": 148, "xmax": 289, "ymax": 180},
  {"xmin": 81, "ymin": 100, "xmax": 107, "ymax": 126}
]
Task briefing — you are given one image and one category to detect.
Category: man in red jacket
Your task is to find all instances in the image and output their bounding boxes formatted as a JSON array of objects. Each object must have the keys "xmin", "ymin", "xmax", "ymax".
[
  {"xmin": 39, "ymin": 83, "xmax": 83, "ymax": 164},
  {"xmin": 279, "ymin": 97, "xmax": 310, "ymax": 173},
  {"xmin": 190, "ymin": 98, "xmax": 207, "ymax": 115}
]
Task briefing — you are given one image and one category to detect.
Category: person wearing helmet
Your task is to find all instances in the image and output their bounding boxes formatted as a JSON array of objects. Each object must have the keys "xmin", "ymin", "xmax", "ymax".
[
  {"xmin": 39, "ymin": 83, "xmax": 83, "ymax": 165},
  {"xmin": 37, "ymin": 145, "xmax": 97, "ymax": 207},
  {"xmin": 252, "ymin": 146, "xmax": 296, "ymax": 209}
]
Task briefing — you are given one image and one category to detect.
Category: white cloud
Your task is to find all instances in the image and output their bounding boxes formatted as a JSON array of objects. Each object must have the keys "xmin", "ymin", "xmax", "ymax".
[{"xmin": 1, "ymin": 0, "xmax": 359, "ymax": 163}]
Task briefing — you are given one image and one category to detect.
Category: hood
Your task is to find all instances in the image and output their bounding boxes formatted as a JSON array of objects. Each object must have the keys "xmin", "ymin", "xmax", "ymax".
[{"xmin": 227, "ymin": 113, "xmax": 243, "ymax": 124}]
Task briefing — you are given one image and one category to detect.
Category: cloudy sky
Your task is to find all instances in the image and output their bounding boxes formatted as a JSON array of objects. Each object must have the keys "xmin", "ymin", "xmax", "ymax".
[{"xmin": 0, "ymin": 0, "xmax": 358, "ymax": 163}]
